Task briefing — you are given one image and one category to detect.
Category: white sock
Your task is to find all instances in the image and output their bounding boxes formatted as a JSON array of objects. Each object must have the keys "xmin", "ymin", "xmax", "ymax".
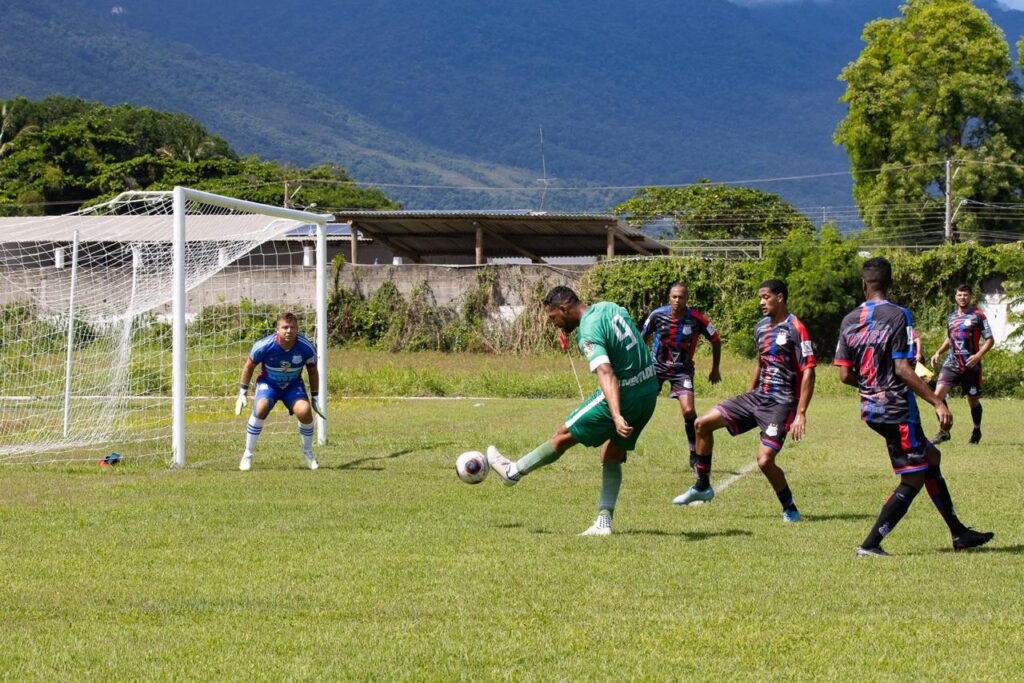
[
  {"xmin": 245, "ymin": 416, "xmax": 264, "ymax": 454},
  {"xmin": 298, "ymin": 421, "xmax": 314, "ymax": 454}
]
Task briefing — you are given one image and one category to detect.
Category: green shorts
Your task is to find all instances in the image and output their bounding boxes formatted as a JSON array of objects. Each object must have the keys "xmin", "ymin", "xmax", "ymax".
[{"xmin": 564, "ymin": 388, "xmax": 658, "ymax": 451}]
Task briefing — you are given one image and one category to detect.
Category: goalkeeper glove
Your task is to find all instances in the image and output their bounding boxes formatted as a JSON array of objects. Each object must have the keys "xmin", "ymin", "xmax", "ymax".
[
  {"xmin": 234, "ymin": 384, "xmax": 249, "ymax": 416},
  {"xmin": 311, "ymin": 395, "xmax": 326, "ymax": 420}
]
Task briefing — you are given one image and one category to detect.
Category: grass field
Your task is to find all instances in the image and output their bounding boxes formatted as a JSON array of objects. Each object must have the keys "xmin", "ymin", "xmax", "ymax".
[{"xmin": 1, "ymin": 353, "xmax": 1023, "ymax": 679}]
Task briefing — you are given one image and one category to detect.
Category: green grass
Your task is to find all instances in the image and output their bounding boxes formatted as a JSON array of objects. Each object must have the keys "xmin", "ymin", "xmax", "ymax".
[{"xmin": 1, "ymin": 358, "xmax": 1023, "ymax": 679}]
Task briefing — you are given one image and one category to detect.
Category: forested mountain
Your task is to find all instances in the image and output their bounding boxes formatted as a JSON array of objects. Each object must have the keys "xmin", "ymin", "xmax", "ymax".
[{"xmin": 4, "ymin": 0, "xmax": 1024, "ymax": 210}]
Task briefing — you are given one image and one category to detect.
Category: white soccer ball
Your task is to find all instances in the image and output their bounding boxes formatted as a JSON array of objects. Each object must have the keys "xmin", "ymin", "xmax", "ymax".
[{"xmin": 455, "ymin": 450, "xmax": 489, "ymax": 484}]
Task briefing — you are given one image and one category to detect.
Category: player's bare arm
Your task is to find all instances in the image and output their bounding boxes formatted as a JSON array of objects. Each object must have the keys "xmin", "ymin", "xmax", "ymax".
[
  {"xmin": 709, "ymin": 337, "xmax": 722, "ymax": 384},
  {"xmin": 748, "ymin": 358, "xmax": 760, "ymax": 392},
  {"xmin": 595, "ymin": 362, "xmax": 632, "ymax": 438},
  {"xmin": 930, "ymin": 338, "xmax": 950, "ymax": 367},
  {"xmin": 895, "ymin": 358, "xmax": 952, "ymax": 431},
  {"xmin": 837, "ymin": 364, "xmax": 858, "ymax": 387},
  {"xmin": 790, "ymin": 366, "xmax": 815, "ymax": 442},
  {"xmin": 967, "ymin": 337, "xmax": 993, "ymax": 367}
]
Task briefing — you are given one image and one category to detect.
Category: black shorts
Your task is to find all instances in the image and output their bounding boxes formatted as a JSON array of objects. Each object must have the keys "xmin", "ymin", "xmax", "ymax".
[
  {"xmin": 716, "ymin": 391, "xmax": 796, "ymax": 452},
  {"xmin": 658, "ymin": 370, "xmax": 695, "ymax": 398},
  {"xmin": 937, "ymin": 364, "xmax": 982, "ymax": 398},
  {"xmin": 867, "ymin": 421, "xmax": 930, "ymax": 474}
]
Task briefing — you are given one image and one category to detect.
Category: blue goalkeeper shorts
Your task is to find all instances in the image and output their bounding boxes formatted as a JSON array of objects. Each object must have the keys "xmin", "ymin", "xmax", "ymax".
[{"xmin": 254, "ymin": 379, "xmax": 309, "ymax": 416}]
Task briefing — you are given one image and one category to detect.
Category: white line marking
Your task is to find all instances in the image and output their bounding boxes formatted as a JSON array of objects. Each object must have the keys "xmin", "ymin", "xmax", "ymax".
[{"xmin": 689, "ymin": 460, "xmax": 759, "ymax": 505}]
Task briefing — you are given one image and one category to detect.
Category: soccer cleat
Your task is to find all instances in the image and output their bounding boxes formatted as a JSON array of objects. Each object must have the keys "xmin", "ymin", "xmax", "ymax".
[
  {"xmin": 952, "ymin": 528, "xmax": 994, "ymax": 552},
  {"xmin": 672, "ymin": 485, "xmax": 715, "ymax": 506},
  {"xmin": 579, "ymin": 510, "xmax": 612, "ymax": 536},
  {"xmin": 303, "ymin": 451, "xmax": 319, "ymax": 471},
  {"xmin": 486, "ymin": 445, "xmax": 520, "ymax": 487},
  {"xmin": 239, "ymin": 452, "xmax": 253, "ymax": 471},
  {"xmin": 968, "ymin": 428, "xmax": 982, "ymax": 445},
  {"xmin": 856, "ymin": 545, "xmax": 890, "ymax": 558},
  {"xmin": 782, "ymin": 508, "xmax": 801, "ymax": 523},
  {"xmin": 931, "ymin": 430, "xmax": 951, "ymax": 446}
]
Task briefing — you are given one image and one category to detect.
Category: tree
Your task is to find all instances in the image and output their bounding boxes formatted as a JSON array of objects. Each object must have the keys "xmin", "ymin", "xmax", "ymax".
[
  {"xmin": 0, "ymin": 96, "xmax": 397, "ymax": 216},
  {"xmin": 834, "ymin": 0, "xmax": 1024, "ymax": 241},
  {"xmin": 612, "ymin": 181, "xmax": 813, "ymax": 240}
]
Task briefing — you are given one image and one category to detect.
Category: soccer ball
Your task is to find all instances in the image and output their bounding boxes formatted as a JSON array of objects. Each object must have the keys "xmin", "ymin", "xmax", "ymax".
[{"xmin": 455, "ymin": 450, "xmax": 489, "ymax": 484}]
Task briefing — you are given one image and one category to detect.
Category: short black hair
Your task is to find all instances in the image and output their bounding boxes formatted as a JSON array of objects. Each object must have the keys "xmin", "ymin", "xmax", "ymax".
[
  {"xmin": 758, "ymin": 279, "xmax": 788, "ymax": 301},
  {"xmin": 861, "ymin": 257, "xmax": 893, "ymax": 290},
  {"xmin": 667, "ymin": 282, "xmax": 688, "ymax": 297},
  {"xmin": 956, "ymin": 283, "xmax": 973, "ymax": 294},
  {"xmin": 543, "ymin": 286, "xmax": 580, "ymax": 308}
]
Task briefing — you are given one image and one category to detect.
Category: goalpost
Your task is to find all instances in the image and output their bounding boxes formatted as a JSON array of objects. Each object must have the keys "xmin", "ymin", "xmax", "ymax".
[{"xmin": 0, "ymin": 187, "xmax": 332, "ymax": 467}]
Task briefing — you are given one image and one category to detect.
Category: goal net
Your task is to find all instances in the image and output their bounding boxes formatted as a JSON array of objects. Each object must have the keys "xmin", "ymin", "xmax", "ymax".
[{"xmin": 0, "ymin": 187, "xmax": 330, "ymax": 466}]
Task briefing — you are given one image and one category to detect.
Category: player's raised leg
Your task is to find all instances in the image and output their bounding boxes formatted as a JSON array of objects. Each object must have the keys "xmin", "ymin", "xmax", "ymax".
[
  {"xmin": 487, "ymin": 427, "xmax": 575, "ymax": 486},
  {"xmin": 673, "ymin": 407, "xmax": 727, "ymax": 505}
]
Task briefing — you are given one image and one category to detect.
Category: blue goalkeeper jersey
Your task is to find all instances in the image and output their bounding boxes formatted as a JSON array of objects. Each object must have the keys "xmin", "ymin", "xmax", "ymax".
[{"xmin": 249, "ymin": 334, "xmax": 317, "ymax": 389}]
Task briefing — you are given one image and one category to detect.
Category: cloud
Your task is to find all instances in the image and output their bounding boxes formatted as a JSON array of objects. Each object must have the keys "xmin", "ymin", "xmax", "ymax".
[{"xmin": 994, "ymin": 1, "xmax": 1024, "ymax": 10}]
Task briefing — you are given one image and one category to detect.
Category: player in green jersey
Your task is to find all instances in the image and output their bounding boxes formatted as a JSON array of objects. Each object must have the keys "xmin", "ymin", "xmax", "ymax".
[{"xmin": 486, "ymin": 286, "xmax": 659, "ymax": 536}]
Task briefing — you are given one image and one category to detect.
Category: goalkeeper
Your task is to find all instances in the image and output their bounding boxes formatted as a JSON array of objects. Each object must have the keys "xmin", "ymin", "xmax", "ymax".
[{"xmin": 235, "ymin": 311, "xmax": 324, "ymax": 471}]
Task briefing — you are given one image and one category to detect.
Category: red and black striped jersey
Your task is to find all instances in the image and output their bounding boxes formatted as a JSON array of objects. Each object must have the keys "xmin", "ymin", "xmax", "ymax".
[
  {"xmin": 835, "ymin": 300, "xmax": 918, "ymax": 424},
  {"xmin": 753, "ymin": 314, "xmax": 815, "ymax": 406},
  {"xmin": 641, "ymin": 306, "xmax": 719, "ymax": 376},
  {"xmin": 942, "ymin": 307, "xmax": 993, "ymax": 370}
]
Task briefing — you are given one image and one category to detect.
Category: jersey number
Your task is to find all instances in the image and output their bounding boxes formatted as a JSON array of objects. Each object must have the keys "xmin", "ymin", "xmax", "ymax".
[{"xmin": 611, "ymin": 314, "xmax": 638, "ymax": 351}]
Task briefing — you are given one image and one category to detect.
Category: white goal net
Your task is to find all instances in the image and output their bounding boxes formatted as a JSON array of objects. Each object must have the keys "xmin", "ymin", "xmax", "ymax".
[{"xmin": 0, "ymin": 187, "xmax": 330, "ymax": 466}]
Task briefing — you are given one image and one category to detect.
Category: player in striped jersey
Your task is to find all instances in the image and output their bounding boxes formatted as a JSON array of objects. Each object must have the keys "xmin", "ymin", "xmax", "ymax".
[
  {"xmin": 674, "ymin": 280, "xmax": 815, "ymax": 523},
  {"xmin": 929, "ymin": 284, "xmax": 994, "ymax": 445},
  {"xmin": 234, "ymin": 311, "xmax": 324, "ymax": 471},
  {"xmin": 836, "ymin": 259, "xmax": 992, "ymax": 556},
  {"xmin": 641, "ymin": 283, "xmax": 722, "ymax": 474}
]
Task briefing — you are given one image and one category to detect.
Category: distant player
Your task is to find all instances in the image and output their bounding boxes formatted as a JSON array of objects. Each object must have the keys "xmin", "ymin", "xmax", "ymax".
[
  {"xmin": 641, "ymin": 282, "xmax": 722, "ymax": 472},
  {"xmin": 487, "ymin": 286, "xmax": 658, "ymax": 536},
  {"xmin": 673, "ymin": 280, "xmax": 815, "ymax": 523},
  {"xmin": 836, "ymin": 258, "xmax": 992, "ymax": 556},
  {"xmin": 235, "ymin": 311, "xmax": 325, "ymax": 471},
  {"xmin": 929, "ymin": 284, "xmax": 994, "ymax": 445}
]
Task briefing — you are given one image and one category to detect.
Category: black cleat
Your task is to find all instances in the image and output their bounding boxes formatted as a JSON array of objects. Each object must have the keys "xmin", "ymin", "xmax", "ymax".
[
  {"xmin": 953, "ymin": 528, "xmax": 994, "ymax": 551},
  {"xmin": 931, "ymin": 430, "xmax": 951, "ymax": 446},
  {"xmin": 856, "ymin": 545, "xmax": 890, "ymax": 558},
  {"xmin": 968, "ymin": 428, "xmax": 982, "ymax": 445}
]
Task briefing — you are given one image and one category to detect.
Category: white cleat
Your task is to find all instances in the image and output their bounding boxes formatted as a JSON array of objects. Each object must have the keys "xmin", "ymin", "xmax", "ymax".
[
  {"xmin": 486, "ymin": 445, "xmax": 520, "ymax": 486},
  {"xmin": 579, "ymin": 511, "xmax": 612, "ymax": 536},
  {"xmin": 303, "ymin": 452, "xmax": 319, "ymax": 470},
  {"xmin": 239, "ymin": 452, "xmax": 253, "ymax": 471}
]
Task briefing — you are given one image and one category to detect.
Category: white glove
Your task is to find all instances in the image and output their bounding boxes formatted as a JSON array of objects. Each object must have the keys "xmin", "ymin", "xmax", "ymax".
[
  {"xmin": 311, "ymin": 395, "xmax": 326, "ymax": 420},
  {"xmin": 234, "ymin": 385, "xmax": 249, "ymax": 416}
]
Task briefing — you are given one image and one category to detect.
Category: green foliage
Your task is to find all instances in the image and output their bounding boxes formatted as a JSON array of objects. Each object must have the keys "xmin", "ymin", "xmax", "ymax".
[
  {"xmin": 835, "ymin": 0, "xmax": 1024, "ymax": 239},
  {"xmin": 612, "ymin": 181, "xmax": 814, "ymax": 240},
  {"xmin": 188, "ymin": 300, "xmax": 312, "ymax": 346},
  {"xmin": 0, "ymin": 96, "xmax": 397, "ymax": 215},
  {"xmin": 582, "ymin": 230, "xmax": 1024, "ymax": 368}
]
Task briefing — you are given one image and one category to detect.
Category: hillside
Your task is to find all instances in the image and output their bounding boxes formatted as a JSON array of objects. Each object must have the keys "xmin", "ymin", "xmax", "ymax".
[{"xmin": 4, "ymin": 0, "xmax": 1024, "ymax": 210}]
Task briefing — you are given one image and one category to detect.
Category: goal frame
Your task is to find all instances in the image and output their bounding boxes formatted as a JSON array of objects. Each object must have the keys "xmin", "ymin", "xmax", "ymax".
[{"xmin": 171, "ymin": 186, "xmax": 332, "ymax": 468}]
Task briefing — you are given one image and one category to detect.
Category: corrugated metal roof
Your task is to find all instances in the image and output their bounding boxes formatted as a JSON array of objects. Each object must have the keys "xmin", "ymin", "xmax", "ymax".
[{"xmin": 332, "ymin": 210, "xmax": 666, "ymax": 260}]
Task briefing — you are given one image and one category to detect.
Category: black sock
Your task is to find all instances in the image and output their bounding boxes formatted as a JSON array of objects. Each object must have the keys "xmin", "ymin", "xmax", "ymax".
[
  {"xmin": 971, "ymin": 403, "xmax": 983, "ymax": 429},
  {"xmin": 694, "ymin": 454, "xmax": 712, "ymax": 490},
  {"xmin": 924, "ymin": 466, "xmax": 968, "ymax": 535},
  {"xmin": 776, "ymin": 485, "xmax": 796, "ymax": 511},
  {"xmin": 685, "ymin": 418, "xmax": 697, "ymax": 456},
  {"xmin": 862, "ymin": 483, "xmax": 920, "ymax": 549}
]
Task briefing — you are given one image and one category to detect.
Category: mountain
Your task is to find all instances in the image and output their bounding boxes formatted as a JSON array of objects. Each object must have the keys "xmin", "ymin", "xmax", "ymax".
[{"xmin": 4, "ymin": 0, "xmax": 1024, "ymax": 210}]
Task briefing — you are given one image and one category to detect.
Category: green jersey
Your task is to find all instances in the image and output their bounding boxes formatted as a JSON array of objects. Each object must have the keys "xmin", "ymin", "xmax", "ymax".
[{"xmin": 577, "ymin": 301, "xmax": 658, "ymax": 396}]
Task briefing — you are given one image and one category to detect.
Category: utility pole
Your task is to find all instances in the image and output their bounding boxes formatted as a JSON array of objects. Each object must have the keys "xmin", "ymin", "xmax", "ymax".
[
  {"xmin": 283, "ymin": 180, "xmax": 290, "ymax": 209},
  {"xmin": 944, "ymin": 159, "xmax": 954, "ymax": 243}
]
